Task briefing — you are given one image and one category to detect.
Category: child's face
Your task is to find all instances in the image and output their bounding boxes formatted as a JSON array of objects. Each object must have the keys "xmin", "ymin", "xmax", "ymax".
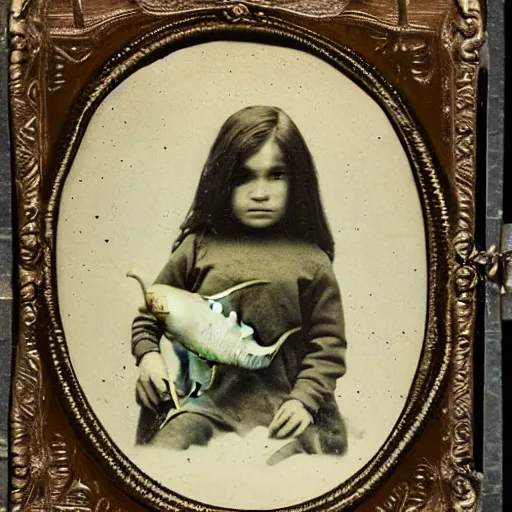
[{"xmin": 231, "ymin": 137, "xmax": 290, "ymax": 230}]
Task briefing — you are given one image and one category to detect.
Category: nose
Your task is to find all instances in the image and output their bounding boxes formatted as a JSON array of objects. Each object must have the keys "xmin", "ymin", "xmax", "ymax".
[{"xmin": 249, "ymin": 179, "xmax": 270, "ymax": 201}]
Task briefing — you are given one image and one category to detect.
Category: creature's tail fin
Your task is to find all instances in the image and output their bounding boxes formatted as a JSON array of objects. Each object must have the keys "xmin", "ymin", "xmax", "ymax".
[
  {"xmin": 261, "ymin": 327, "xmax": 301, "ymax": 356},
  {"xmin": 241, "ymin": 327, "xmax": 301, "ymax": 369}
]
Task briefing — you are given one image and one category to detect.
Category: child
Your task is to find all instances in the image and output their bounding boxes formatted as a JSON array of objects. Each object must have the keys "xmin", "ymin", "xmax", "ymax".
[{"xmin": 131, "ymin": 105, "xmax": 348, "ymax": 460}]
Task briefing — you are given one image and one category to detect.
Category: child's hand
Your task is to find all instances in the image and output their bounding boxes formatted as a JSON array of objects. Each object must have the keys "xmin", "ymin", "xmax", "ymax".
[
  {"xmin": 136, "ymin": 352, "xmax": 172, "ymax": 411},
  {"xmin": 268, "ymin": 399, "xmax": 313, "ymax": 439}
]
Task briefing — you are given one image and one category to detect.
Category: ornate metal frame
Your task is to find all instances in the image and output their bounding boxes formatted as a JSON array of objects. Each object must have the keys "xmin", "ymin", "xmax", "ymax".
[{"xmin": 8, "ymin": 0, "xmax": 484, "ymax": 511}]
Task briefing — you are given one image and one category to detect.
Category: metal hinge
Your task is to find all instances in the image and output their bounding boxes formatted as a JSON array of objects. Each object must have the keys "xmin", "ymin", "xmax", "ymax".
[
  {"xmin": 501, "ymin": 224, "xmax": 512, "ymax": 321},
  {"xmin": 465, "ymin": 224, "xmax": 512, "ymax": 320}
]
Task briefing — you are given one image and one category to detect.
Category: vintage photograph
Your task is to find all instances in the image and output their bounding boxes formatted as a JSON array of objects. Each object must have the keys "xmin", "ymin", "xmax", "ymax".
[{"xmin": 55, "ymin": 41, "xmax": 427, "ymax": 508}]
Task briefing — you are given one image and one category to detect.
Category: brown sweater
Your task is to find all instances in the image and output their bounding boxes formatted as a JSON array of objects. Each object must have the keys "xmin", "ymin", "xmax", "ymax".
[{"xmin": 132, "ymin": 232, "xmax": 348, "ymax": 452}]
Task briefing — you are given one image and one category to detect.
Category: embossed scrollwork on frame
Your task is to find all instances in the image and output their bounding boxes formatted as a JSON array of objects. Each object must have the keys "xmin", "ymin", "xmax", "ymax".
[
  {"xmin": 374, "ymin": 458, "xmax": 449, "ymax": 512},
  {"xmin": 447, "ymin": 0, "xmax": 485, "ymax": 510},
  {"xmin": 10, "ymin": 0, "xmax": 45, "ymax": 504},
  {"xmin": 8, "ymin": 0, "xmax": 84, "ymax": 510},
  {"xmin": 9, "ymin": 0, "xmax": 47, "ymax": 502},
  {"xmin": 10, "ymin": 280, "xmax": 119, "ymax": 512},
  {"xmin": 221, "ymin": 3, "xmax": 265, "ymax": 23},
  {"xmin": 11, "ymin": 353, "xmax": 74, "ymax": 512},
  {"xmin": 454, "ymin": 0, "xmax": 484, "ymax": 62},
  {"xmin": 48, "ymin": 44, "xmax": 93, "ymax": 93},
  {"xmin": 133, "ymin": 0, "xmax": 352, "ymax": 18},
  {"xmin": 365, "ymin": 0, "xmax": 438, "ymax": 86}
]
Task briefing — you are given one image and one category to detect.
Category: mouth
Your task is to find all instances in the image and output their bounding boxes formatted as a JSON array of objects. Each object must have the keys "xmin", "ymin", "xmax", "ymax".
[{"xmin": 247, "ymin": 209, "xmax": 274, "ymax": 213}]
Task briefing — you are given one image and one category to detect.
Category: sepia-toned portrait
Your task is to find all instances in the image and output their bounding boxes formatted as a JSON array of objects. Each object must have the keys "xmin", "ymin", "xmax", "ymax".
[{"xmin": 54, "ymin": 41, "xmax": 427, "ymax": 509}]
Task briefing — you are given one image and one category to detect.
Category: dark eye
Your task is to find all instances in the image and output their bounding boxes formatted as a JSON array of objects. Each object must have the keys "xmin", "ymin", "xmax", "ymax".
[
  {"xmin": 270, "ymin": 170, "xmax": 288, "ymax": 180},
  {"xmin": 232, "ymin": 169, "xmax": 251, "ymax": 186}
]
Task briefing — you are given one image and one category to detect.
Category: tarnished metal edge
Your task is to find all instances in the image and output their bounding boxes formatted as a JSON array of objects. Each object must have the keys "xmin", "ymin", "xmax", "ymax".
[
  {"xmin": 0, "ymin": 0, "xmax": 12, "ymax": 508},
  {"xmin": 482, "ymin": 0, "xmax": 504, "ymax": 510}
]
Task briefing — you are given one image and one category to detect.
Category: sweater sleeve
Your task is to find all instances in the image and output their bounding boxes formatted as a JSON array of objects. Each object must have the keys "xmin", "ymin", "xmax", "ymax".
[
  {"xmin": 289, "ymin": 257, "xmax": 347, "ymax": 415},
  {"xmin": 131, "ymin": 234, "xmax": 196, "ymax": 364}
]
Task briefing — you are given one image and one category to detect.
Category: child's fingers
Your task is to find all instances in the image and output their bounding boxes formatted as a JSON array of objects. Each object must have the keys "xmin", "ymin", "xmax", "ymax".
[
  {"xmin": 268, "ymin": 408, "xmax": 292, "ymax": 437},
  {"xmin": 273, "ymin": 416, "xmax": 301, "ymax": 439},
  {"xmin": 275, "ymin": 416, "xmax": 311, "ymax": 439},
  {"xmin": 136, "ymin": 381, "xmax": 155, "ymax": 411},
  {"xmin": 153, "ymin": 377, "xmax": 172, "ymax": 401},
  {"xmin": 289, "ymin": 418, "xmax": 310, "ymax": 439},
  {"xmin": 272, "ymin": 407, "xmax": 286, "ymax": 425},
  {"xmin": 268, "ymin": 410, "xmax": 287, "ymax": 434},
  {"xmin": 141, "ymin": 378, "xmax": 160, "ymax": 407}
]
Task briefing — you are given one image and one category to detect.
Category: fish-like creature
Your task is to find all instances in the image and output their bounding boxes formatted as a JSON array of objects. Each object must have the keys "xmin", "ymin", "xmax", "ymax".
[{"xmin": 127, "ymin": 272, "xmax": 301, "ymax": 371}]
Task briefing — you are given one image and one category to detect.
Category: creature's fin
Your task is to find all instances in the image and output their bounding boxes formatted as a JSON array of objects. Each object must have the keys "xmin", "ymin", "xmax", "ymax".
[
  {"xmin": 248, "ymin": 327, "xmax": 302, "ymax": 357},
  {"xmin": 273, "ymin": 326, "xmax": 302, "ymax": 353},
  {"xmin": 237, "ymin": 327, "xmax": 301, "ymax": 369},
  {"xmin": 204, "ymin": 279, "xmax": 270, "ymax": 301}
]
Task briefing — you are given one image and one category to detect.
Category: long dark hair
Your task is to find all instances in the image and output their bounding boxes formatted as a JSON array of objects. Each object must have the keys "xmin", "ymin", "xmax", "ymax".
[{"xmin": 173, "ymin": 105, "xmax": 335, "ymax": 260}]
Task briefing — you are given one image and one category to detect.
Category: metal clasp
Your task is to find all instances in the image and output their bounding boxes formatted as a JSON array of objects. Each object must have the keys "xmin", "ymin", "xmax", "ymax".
[
  {"xmin": 469, "ymin": 244, "xmax": 511, "ymax": 294},
  {"xmin": 457, "ymin": 225, "xmax": 512, "ymax": 320},
  {"xmin": 501, "ymin": 224, "xmax": 512, "ymax": 321},
  {"xmin": 466, "ymin": 225, "xmax": 512, "ymax": 320}
]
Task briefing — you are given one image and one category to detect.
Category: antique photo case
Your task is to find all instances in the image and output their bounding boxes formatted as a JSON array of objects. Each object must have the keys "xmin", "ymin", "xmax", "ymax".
[{"xmin": 8, "ymin": 1, "xmax": 486, "ymax": 511}]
